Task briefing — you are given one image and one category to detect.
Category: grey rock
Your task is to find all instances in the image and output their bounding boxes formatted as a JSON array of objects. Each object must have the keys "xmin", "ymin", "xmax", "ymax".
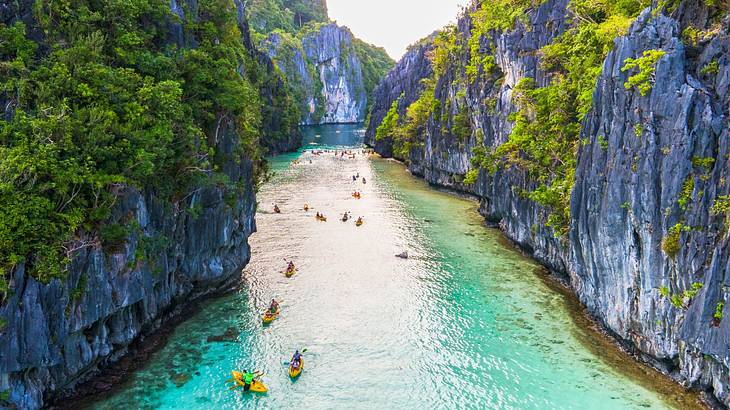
[
  {"xmin": 264, "ymin": 23, "xmax": 368, "ymax": 125},
  {"xmin": 0, "ymin": 2, "xmax": 292, "ymax": 408},
  {"xmin": 369, "ymin": 0, "xmax": 730, "ymax": 406}
]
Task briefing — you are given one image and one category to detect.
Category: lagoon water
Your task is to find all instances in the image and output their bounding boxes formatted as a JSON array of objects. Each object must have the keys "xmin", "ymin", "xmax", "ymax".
[{"xmin": 88, "ymin": 125, "xmax": 699, "ymax": 410}]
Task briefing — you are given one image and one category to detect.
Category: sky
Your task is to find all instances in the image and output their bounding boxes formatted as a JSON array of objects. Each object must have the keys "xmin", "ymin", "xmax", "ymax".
[{"xmin": 327, "ymin": 0, "xmax": 469, "ymax": 60}]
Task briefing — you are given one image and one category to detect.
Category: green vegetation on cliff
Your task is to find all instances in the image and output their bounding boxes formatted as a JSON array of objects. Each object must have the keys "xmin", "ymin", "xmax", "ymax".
[
  {"xmin": 0, "ymin": 0, "xmax": 272, "ymax": 285},
  {"xmin": 248, "ymin": 0, "xmax": 393, "ymax": 123},
  {"xmin": 247, "ymin": 0, "xmax": 329, "ymax": 34},
  {"xmin": 374, "ymin": 0, "xmax": 650, "ymax": 235}
]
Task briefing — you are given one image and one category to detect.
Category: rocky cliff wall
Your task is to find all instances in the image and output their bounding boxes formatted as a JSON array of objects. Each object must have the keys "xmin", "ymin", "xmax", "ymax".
[
  {"xmin": 367, "ymin": 0, "xmax": 572, "ymax": 274},
  {"xmin": 0, "ymin": 124, "xmax": 256, "ymax": 410},
  {"xmin": 572, "ymin": 5, "xmax": 730, "ymax": 404},
  {"xmin": 264, "ymin": 23, "xmax": 368, "ymax": 124},
  {"xmin": 365, "ymin": 41, "xmax": 434, "ymax": 157},
  {"xmin": 0, "ymin": 1, "xmax": 290, "ymax": 408},
  {"xmin": 368, "ymin": 0, "xmax": 730, "ymax": 405}
]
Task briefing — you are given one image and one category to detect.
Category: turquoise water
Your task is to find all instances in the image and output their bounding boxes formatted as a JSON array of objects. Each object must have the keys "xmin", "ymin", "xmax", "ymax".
[{"xmin": 87, "ymin": 125, "xmax": 698, "ymax": 409}]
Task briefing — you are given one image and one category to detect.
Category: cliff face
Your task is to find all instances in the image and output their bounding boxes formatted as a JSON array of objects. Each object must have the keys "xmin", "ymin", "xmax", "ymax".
[
  {"xmin": 247, "ymin": 0, "xmax": 393, "ymax": 125},
  {"xmin": 0, "ymin": 1, "xmax": 292, "ymax": 408},
  {"xmin": 369, "ymin": 0, "xmax": 730, "ymax": 405},
  {"xmin": 572, "ymin": 5, "xmax": 730, "ymax": 402},
  {"xmin": 264, "ymin": 23, "xmax": 368, "ymax": 124},
  {"xmin": 0, "ymin": 126, "xmax": 256, "ymax": 410},
  {"xmin": 365, "ymin": 41, "xmax": 434, "ymax": 157},
  {"xmin": 234, "ymin": 0, "xmax": 303, "ymax": 154},
  {"xmin": 366, "ymin": 0, "xmax": 572, "ymax": 274}
]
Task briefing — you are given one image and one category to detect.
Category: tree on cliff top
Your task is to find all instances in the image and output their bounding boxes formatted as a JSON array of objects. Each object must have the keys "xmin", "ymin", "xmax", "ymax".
[
  {"xmin": 0, "ymin": 0, "xmax": 269, "ymax": 285},
  {"xmin": 247, "ymin": 0, "xmax": 329, "ymax": 35}
]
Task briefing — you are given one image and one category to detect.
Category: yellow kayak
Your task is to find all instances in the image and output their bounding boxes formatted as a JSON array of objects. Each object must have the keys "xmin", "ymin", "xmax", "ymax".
[
  {"xmin": 356, "ymin": 220, "xmax": 363, "ymax": 227},
  {"xmin": 262, "ymin": 308, "xmax": 279, "ymax": 324},
  {"xmin": 285, "ymin": 267, "xmax": 297, "ymax": 278},
  {"xmin": 288, "ymin": 358, "xmax": 303, "ymax": 378},
  {"xmin": 231, "ymin": 371, "xmax": 268, "ymax": 393}
]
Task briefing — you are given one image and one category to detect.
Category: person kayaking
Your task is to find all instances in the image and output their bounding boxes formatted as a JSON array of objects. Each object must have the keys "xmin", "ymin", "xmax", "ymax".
[
  {"xmin": 341, "ymin": 212, "xmax": 350, "ymax": 222},
  {"xmin": 287, "ymin": 261, "xmax": 295, "ymax": 272},
  {"xmin": 352, "ymin": 175, "xmax": 357, "ymax": 181},
  {"xmin": 362, "ymin": 177, "xmax": 367, "ymax": 184},
  {"xmin": 241, "ymin": 369, "xmax": 260, "ymax": 391},
  {"xmin": 291, "ymin": 350, "xmax": 302, "ymax": 369},
  {"xmin": 269, "ymin": 299, "xmax": 279, "ymax": 313},
  {"xmin": 273, "ymin": 204, "xmax": 281, "ymax": 214},
  {"xmin": 356, "ymin": 217, "xmax": 364, "ymax": 226},
  {"xmin": 304, "ymin": 203, "xmax": 309, "ymax": 211}
]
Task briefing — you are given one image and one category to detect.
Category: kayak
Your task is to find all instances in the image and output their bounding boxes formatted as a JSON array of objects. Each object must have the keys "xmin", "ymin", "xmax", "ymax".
[
  {"xmin": 231, "ymin": 371, "xmax": 268, "ymax": 393},
  {"xmin": 356, "ymin": 220, "xmax": 363, "ymax": 227},
  {"xmin": 262, "ymin": 308, "xmax": 279, "ymax": 324},
  {"xmin": 285, "ymin": 267, "xmax": 297, "ymax": 278},
  {"xmin": 289, "ymin": 358, "xmax": 303, "ymax": 378}
]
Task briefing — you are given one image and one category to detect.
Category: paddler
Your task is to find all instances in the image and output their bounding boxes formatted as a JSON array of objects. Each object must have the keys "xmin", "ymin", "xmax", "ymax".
[
  {"xmin": 291, "ymin": 350, "xmax": 302, "ymax": 369},
  {"xmin": 241, "ymin": 369, "xmax": 261, "ymax": 391},
  {"xmin": 269, "ymin": 299, "xmax": 279, "ymax": 313}
]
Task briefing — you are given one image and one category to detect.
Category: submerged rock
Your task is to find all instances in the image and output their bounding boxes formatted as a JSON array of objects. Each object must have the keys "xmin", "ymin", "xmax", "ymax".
[
  {"xmin": 170, "ymin": 372, "xmax": 192, "ymax": 388},
  {"xmin": 206, "ymin": 327, "xmax": 240, "ymax": 343}
]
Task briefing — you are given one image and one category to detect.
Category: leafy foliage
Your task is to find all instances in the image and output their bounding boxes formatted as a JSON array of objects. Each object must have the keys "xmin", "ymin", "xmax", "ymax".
[
  {"xmin": 666, "ymin": 282, "xmax": 703, "ymax": 309},
  {"xmin": 375, "ymin": 99, "xmax": 401, "ymax": 142},
  {"xmin": 714, "ymin": 302, "xmax": 724, "ymax": 321},
  {"xmin": 712, "ymin": 195, "xmax": 730, "ymax": 216},
  {"xmin": 467, "ymin": 0, "xmax": 647, "ymax": 235},
  {"xmin": 0, "ymin": 0, "xmax": 268, "ymax": 283},
  {"xmin": 622, "ymin": 49, "xmax": 666, "ymax": 96},
  {"xmin": 662, "ymin": 223, "xmax": 684, "ymax": 258},
  {"xmin": 247, "ymin": 0, "xmax": 328, "ymax": 34},
  {"xmin": 700, "ymin": 60, "xmax": 720, "ymax": 76}
]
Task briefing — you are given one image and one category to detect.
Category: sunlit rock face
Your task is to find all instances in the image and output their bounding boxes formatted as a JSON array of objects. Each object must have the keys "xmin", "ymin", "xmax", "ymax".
[
  {"xmin": 265, "ymin": 23, "xmax": 368, "ymax": 125},
  {"xmin": 368, "ymin": 0, "xmax": 730, "ymax": 405}
]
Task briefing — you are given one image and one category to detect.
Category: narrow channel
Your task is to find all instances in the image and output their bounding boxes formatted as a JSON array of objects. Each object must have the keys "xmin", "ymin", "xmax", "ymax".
[{"xmin": 88, "ymin": 125, "xmax": 700, "ymax": 409}]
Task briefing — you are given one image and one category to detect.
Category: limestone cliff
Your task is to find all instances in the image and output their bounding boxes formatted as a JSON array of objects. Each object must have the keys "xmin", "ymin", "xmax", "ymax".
[
  {"xmin": 248, "ymin": 1, "xmax": 393, "ymax": 125},
  {"xmin": 263, "ymin": 23, "xmax": 369, "ymax": 124},
  {"xmin": 368, "ymin": 0, "xmax": 730, "ymax": 405},
  {"xmin": 0, "ymin": 1, "xmax": 295, "ymax": 408}
]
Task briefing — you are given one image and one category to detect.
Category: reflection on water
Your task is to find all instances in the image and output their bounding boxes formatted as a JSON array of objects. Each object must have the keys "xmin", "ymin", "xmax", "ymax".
[{"xmin": 87, "ymin": 125, "xmax": 700, "ymax": 410}]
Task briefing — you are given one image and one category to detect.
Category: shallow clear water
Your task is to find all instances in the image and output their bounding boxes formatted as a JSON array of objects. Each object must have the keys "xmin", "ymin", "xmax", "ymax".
[{"xmin": 88, "ymin": 125, "xmax": 699, "ymax": 410}]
